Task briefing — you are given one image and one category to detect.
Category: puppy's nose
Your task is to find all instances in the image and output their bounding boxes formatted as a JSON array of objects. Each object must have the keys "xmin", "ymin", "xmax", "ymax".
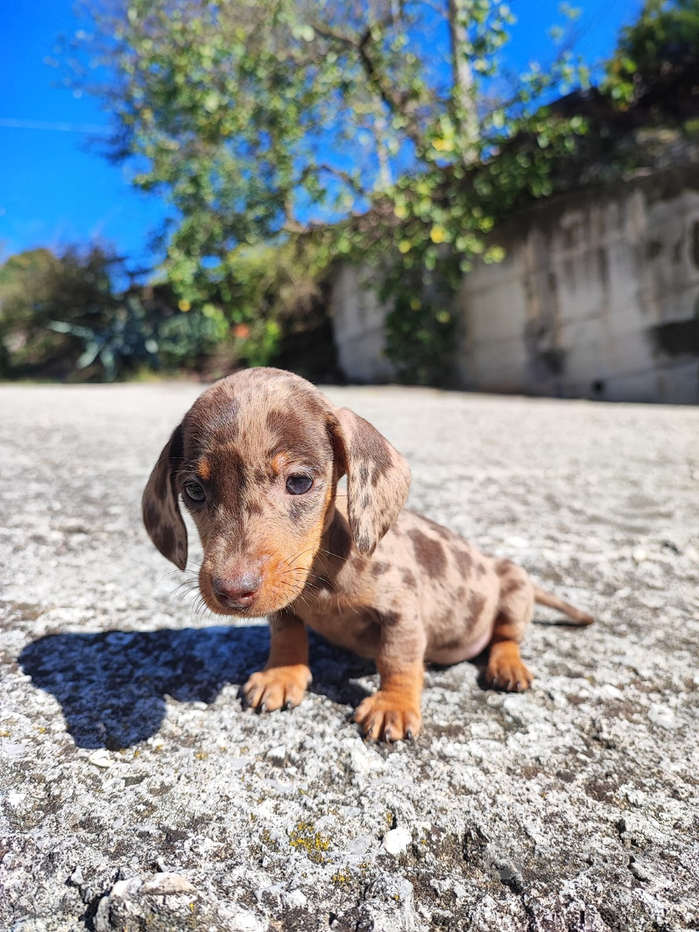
[{"xmin": 213, "ymin": 572, "xmax": 262, "ymax": 611}]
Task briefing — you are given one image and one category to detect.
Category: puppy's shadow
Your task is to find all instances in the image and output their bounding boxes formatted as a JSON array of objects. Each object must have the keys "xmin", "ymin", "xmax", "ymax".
[{"xmin": 19, "ymin": 625, "xmax": 374, "ymax": 749}]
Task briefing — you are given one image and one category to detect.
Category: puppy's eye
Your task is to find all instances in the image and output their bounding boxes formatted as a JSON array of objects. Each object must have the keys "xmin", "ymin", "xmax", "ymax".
[
  {"xmin": 184, "ymin": 481, "xmax": 206, "ymax": 503},
  {"xmin": 286, "ymin": 474, "xmax": 313, "ymax": 495}
]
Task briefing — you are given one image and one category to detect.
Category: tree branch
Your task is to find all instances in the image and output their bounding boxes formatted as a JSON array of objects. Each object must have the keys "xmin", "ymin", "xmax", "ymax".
[{"xmin": 311, "ymin": 15, "xmax": 426, "ymax": 151}]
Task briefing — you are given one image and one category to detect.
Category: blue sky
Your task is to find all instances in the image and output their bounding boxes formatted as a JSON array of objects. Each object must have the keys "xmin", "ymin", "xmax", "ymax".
[{"xmin": 0, "ymin": 0, "xmax": 642, "ymax": 270}]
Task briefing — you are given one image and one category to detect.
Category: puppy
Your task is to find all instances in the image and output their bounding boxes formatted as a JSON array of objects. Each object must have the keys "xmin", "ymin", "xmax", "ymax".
[{"xmin": 143, "ymin": 367, "xmax": 593, "ymax": 742}]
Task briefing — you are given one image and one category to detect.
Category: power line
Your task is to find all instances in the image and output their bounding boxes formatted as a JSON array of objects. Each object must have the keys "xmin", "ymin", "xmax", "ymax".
[{"xmin": 0, "ymin": 118, "xmax": 111, "ymax": 135}]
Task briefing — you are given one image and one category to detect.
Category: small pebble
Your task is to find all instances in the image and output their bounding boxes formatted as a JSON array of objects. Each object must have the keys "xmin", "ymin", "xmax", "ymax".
[
  {"xmin": 141, "ymin": 872, "xmax": 197, "ymax": 896},
  {"xmin": 383, "ymin": 826, "xmax": 411, "ymax": 856},
  {"xmin": 87, "ymin": 750, "xmax": 112, "ymax": 769},
  {"xmin": 266, "ymin": 745, "xmax": 287, "ymax": 765}
]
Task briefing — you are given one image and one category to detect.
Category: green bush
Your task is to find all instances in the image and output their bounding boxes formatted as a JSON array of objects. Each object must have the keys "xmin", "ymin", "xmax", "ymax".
[{"xmin": 0, "ymin": 246, "xmax": 230, "ymax": 381}]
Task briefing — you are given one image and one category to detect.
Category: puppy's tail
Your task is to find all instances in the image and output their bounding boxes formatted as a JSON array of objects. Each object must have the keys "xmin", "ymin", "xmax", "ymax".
[{"xmin": 534, "ymin": 586, "xmax": 594, "ymax": 626}]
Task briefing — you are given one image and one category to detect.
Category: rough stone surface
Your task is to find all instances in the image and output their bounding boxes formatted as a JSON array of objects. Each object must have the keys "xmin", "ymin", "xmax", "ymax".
[{"xmin": 1, "ymin": 382, "xmax": 698, "ymax": 932}]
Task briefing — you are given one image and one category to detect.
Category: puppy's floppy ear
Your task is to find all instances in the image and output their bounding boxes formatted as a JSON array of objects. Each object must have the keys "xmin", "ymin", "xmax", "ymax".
[
  {"xmin": 330, "ymin": 408, "xmax": 410, "ymax": 557},
  {"xmin": 142, "ymin": 424, "xmax": 188, "ymax": 570}
]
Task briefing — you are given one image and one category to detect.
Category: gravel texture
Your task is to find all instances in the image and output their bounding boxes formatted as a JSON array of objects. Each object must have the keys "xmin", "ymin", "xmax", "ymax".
[{"xmin": 1, "ymin": 381, "xmax": 698, "ymax": 932}]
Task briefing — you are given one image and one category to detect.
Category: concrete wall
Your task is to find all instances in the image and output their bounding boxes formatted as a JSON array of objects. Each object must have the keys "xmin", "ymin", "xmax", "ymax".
[
  {"xmin": 330, "ymin": 263, "xmax": 397, "ymax": 383},
  {"xmin": 329, "ymin": 167, "xmax": 699, "ymax": 403}
]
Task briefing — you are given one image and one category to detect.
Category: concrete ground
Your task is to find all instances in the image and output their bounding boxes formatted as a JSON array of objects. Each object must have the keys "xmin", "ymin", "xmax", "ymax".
[{"xmin": 1, "ymin": 381, "xmax": 698, "ymax": 932}]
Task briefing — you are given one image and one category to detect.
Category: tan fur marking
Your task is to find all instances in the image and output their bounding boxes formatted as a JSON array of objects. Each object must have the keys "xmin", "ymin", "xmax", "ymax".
[
  {"xmin": 197, "ymin": 457, "xmax": 211, "ymax": 481},
  {"xmin": 271, "ymin": 451, "xmax": 292, "ymax": 475}
]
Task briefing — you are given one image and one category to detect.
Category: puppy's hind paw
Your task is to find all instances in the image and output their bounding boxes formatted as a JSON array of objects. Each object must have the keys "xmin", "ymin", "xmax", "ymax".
[{"xmin": 485, "ymin": 641, "xmax": 533, "ymax": 692}]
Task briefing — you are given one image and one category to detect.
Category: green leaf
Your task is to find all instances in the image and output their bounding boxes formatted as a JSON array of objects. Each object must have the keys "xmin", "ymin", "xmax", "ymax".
[{"xmin": 203, "ymin": 90, "xmax": 221, "ymax": 113}]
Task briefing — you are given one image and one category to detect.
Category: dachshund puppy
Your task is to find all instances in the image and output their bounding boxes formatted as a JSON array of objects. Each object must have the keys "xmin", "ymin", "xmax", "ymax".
[{"xmin": 143, "ymin": 368, "xmax": 593, "ymax": 742}]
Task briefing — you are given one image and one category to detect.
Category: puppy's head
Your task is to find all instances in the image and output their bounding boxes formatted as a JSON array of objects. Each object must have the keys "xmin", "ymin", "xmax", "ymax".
[{"xmin": 142, "ymin": 368, "xmax": 410, "ymax": 616}]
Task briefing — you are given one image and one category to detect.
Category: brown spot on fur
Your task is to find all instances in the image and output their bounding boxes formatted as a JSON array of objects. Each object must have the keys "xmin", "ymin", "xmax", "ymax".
[
  {"xmin": 409, "ymin": 530, "xmax": 446, "ymax": 577},
  {"xmin": 452, "ymin": 547, "xmax": 474, "ymax": 578},
  {"xmin": 467, "ymin": 592, "xmax": 486, "ymax": 625},
  {"xmin": 502, "ymin": 578, "xmax": 525, "ymax": 596},
  {"xmin": 326, "ymin": 515, "xmax": 352, "ymax": 561},
  {"xmin": 421, "ymin": 515, "xmax": 453, "ymax": 541},
  {"xmin": 438, "ymin": 637, "xmax": 462, "ymax": 652},
  {"xmin": 185, "ymin": 390, "xmax": 239, "ymax": 445},
  {"xmin": 379, "ymin": 610, "xmax": 401, "ymax": 627},
  {"xmin": 213, "ymin": 447, "xmax": 248, "ymax": 498},
  {"xmin": 496, "ymin": 558, "xmax": 515, "ymax": 576},
  {"xmin": 401, "ymin": 569, "xmax": 417, "ymax": 588},
  {"xmin": 350, "ymin": 554, "xmax": 368, "ymax": 572},
  {"xmin": 266, "ymin": 408, "xmax": 323, "ymax": 462},
  {"xmin": 289, "ymin": 500, "xmax": 306, "ymax": 522},
  {"xmin": 372, "ymin": 561, "xmax": 390, "ymax": 577},
  {"xmin": 476, "ymin": 562, "xmax": 487, "ymax": 577},
  {"xmin": 265, "ymin": 406, "xmax": 293, "ymax": 438}
]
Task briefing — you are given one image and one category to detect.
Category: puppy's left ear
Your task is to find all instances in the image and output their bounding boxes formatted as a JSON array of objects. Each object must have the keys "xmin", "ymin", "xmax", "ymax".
[
  {"xmin": 142, "ymin": 424, "xmax": 188, "ymax": 570},
  {"xmin": 330, "ymin": 408, "xmax": 410, "ymax": 557}
]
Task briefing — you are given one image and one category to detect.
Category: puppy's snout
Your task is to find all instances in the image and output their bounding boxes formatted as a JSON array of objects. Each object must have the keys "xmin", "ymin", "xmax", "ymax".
[{"xmin": 213, "ymin": 571, "xmax": 262, "ymax": 611}]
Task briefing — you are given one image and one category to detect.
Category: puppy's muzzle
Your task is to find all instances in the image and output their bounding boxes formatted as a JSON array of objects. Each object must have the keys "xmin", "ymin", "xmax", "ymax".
[{"xmin": 213, "ymin": 570, "xmax": 262, "ymax": 612}]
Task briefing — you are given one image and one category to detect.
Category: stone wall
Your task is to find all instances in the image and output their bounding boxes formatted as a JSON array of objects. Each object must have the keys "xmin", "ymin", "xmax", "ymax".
[{"xmin": 329, "ymin": 166, "xmax": 699, "ymax": 403}]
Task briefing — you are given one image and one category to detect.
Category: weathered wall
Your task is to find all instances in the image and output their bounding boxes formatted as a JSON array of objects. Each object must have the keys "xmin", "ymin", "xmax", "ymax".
[
  {"xmin": 331, "ymin": 262, "xmax": 397, "ymax": 383},
  {"xmin": 330, "ymin": 167, "xmax": 699, "ymax": 403}
]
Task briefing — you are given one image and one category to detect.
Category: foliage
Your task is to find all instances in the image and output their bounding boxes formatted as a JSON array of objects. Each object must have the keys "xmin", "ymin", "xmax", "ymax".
[
  {"xmin": 168, "ymin": 239, "xmax": 325, "ymax": 368},
  {"xmin": 46, "ymin": 299, "xmax": 158, "ymax": 381},
  {"xmin": 603, "ymin": 0, "xmax": 699, "ymax": 109},
  {"xmin": 0, "ymin": 246, "xmax": 119, "ymax": 379},
  {"xmin": 0, "ymin": 246, "xmax": 229, "ymax": 381},
  {"xmin": 0, "ymin": 241, "xmax": 334, "ymax": 381},
  {"xmin": 383, "ymin": 280, "xmax": 455, "ymax": 386},
  {"xmin": 64, "ymin": 0, "xmax": 593, "ymax": 383}
]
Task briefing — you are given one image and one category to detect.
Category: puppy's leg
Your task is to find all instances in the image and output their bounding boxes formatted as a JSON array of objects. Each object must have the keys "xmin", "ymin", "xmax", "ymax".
[
  {"xmin": 242, "ymin": 613, "xmax": 312, "ymax": 712},
  {"xmin": 354, "ymin": 616, "xmax": 425, "ymax": 742},
  {"xmin": 486, "ymin": 561, "xmax": 535, "ymax": 692}
]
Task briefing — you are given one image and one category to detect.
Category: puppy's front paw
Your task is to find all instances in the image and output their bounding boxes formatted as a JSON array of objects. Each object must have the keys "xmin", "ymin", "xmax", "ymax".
[
  {"xmin": 485, "ymin": 641, "xmax": 533, "ymax": 692},
  {"xmin": 353, "ymin": 691, "xmax": 422, "ymax": 743},
  {"xmin": 242, "ymin": 665, "xmax": 311, "ymax": 712}
]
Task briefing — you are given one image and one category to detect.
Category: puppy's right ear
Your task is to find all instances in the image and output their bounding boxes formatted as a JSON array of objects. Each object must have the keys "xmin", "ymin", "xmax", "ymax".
[
  {"xmin": 142, "ymin": 424, "xmax": 188, "ymax": 570},
  {"xmin": 330, "ymin": 408, "xmax": 411, "ymax": 558}
]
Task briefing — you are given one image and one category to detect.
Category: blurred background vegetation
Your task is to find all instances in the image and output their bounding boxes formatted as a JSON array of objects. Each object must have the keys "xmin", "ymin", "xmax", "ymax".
[{"xmin": 2, "ymin": 0, "xmax": 698, "ymax": 383}]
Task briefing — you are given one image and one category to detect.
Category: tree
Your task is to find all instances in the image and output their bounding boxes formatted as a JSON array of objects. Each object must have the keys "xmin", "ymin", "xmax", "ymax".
[
  {"xmin": 603, "ymin": 0, "xmax": 699, "ymax": 113},
  {"xmin": 67, "ymin": 0, "xmax": 590, "ymax": 382}
]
